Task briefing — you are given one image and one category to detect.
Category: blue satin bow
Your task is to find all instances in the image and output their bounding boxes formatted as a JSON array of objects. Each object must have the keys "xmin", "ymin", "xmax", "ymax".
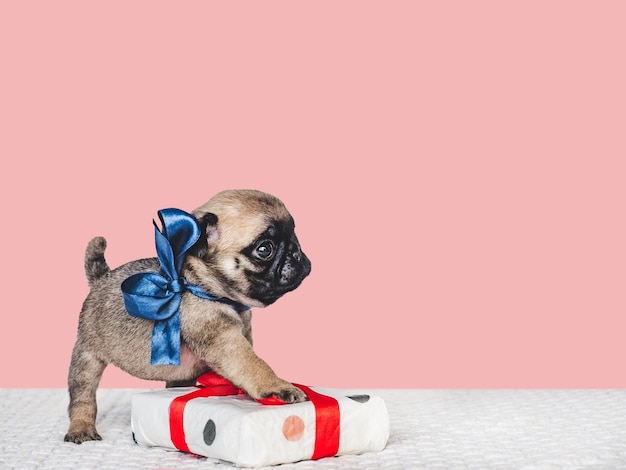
[{"xmin": 121, "ymin": 208, "xmax": 249, "ymax": 366}]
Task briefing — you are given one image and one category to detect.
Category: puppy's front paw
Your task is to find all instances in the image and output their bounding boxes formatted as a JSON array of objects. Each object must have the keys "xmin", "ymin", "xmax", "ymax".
[
  {"xmin": 261, "ymin": 383, "xmax": 307, "ymax": 404},
  {"xmin": 64, "ymin": 425, "xmax": 102, "ymax": 444}
]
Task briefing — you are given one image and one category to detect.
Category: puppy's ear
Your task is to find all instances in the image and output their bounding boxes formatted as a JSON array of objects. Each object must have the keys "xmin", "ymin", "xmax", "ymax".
[{"xmin": 189, "ymin": 212, "xmax": 219, "ymax": 258}]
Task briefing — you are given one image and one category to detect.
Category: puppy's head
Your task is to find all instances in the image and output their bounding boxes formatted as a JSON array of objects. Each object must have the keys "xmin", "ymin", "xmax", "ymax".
[{"xmin": 185, "ymin": 190, "xmax": 311, "ymax": 308}]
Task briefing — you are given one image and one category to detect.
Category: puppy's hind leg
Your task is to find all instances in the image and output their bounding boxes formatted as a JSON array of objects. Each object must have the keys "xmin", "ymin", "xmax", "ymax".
[{"xmin": 64, "ymin": 344, "xmax": 106, "ymax": 444}]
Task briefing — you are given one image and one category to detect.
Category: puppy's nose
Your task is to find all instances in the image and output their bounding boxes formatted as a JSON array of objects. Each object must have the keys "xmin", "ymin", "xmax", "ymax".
[{"xmin": 289, "ymin": 241, "xmax": 302, "ymax": 262}]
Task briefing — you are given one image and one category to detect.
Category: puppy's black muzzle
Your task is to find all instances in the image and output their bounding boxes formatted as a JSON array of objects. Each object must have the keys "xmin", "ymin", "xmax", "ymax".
[
  {"xmin": 278, "ymin": 243, "xmax": 311, "ymax": 287},
  {"xmin": 252, "ymin": 243, "xmax": 311, "ymax": 305}
]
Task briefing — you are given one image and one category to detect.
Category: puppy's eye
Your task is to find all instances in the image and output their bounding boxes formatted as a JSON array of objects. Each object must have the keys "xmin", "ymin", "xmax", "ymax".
[{"xmin": 255, "ymin": 240, "xmax": 275, "ymax": 260}]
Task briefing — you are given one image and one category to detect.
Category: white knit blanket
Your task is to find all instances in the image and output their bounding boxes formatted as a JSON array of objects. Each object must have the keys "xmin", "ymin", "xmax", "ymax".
[{"xmin": 2, "ymin": 388, "xmax": 626, "ymax": 469}]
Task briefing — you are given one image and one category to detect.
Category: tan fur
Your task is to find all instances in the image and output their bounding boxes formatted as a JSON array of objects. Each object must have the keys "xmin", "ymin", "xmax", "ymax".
[{"xmin": 65, "ymin": 190, "xmax": 311, "ymax": 444}]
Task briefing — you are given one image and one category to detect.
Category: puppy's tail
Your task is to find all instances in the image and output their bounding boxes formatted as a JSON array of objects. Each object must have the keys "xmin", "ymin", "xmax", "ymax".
[{"xmin": 85, "ymin": 236, "xmax": 110, "ymax": 287}]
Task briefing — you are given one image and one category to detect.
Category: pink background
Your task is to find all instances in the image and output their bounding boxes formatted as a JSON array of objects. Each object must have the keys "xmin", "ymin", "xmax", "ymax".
[{"xmin": 1, "ymin": 2, "xmax": 625, "ymax": 389}]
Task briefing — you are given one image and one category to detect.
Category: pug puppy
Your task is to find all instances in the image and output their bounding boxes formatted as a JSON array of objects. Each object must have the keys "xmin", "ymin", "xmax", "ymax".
[{"xmin": 65, "ymin": 190, "xmax": 311, "ymax": 444}]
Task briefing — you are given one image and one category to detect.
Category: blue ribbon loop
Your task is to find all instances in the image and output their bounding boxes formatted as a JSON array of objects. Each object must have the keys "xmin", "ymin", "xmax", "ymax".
[{"xmin": 121, "ymin": 208, "xmax": 249, "ymax": 366}]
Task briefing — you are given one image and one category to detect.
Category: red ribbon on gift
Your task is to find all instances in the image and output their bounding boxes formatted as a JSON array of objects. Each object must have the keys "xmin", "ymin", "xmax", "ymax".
[{"xmin": 168, "ymin": 372, "xmax": 340, "ymax": 460}]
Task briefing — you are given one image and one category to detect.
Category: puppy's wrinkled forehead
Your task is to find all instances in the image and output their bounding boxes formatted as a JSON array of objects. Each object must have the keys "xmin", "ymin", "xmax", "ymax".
[{"xmin": 193, "ymin": 190, "xmax": 292, "ymax": 246}]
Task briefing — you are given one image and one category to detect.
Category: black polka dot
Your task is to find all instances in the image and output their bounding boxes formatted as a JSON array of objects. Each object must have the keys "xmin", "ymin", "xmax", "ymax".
[
  {"xmin": 347, "ymin": 394, "xmax": 370, "ymax": 403},
  {"xmin": 203, "ymin": 419, "xmax": 216, "ymax": 446}
]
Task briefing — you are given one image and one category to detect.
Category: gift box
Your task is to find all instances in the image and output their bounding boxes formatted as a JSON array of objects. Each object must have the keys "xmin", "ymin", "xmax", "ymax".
[{"xmin": 131, "ymin": 373, "xmax": 390, "ymax": 467}]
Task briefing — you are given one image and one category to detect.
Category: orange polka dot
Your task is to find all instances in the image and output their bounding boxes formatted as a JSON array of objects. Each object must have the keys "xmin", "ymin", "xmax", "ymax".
[{"xmin": 282, "ymin": 415, "xmax": 305, "ymax": 441}]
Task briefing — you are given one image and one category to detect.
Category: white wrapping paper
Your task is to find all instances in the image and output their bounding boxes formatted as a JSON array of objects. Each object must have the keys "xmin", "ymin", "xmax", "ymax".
[{"xmin": 131, "ymin": 386, "xmax": 390, "ymax": 467}]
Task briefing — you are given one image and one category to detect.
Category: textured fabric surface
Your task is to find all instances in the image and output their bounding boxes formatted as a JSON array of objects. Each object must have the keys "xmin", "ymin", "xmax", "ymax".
[{"xmin": 1, "ymin": 388, "xmax": 626, "ymax": 469}]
